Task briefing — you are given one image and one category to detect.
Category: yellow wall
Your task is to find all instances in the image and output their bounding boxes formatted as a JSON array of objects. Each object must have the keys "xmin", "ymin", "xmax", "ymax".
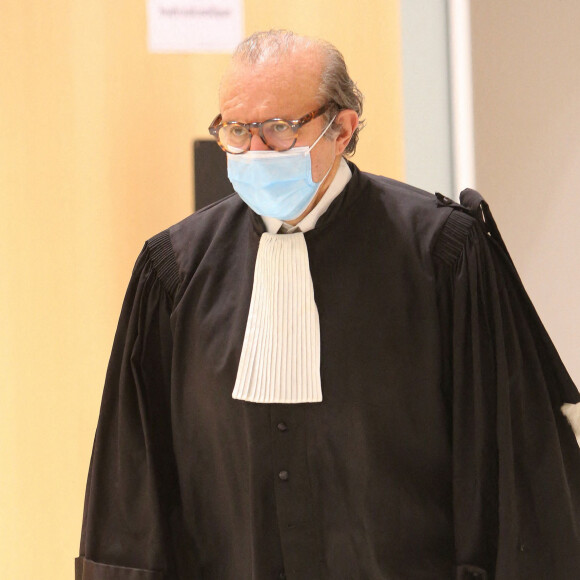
[{"xmin": 0, "ymin": 2, "xmax": 403, "ymax": 578}]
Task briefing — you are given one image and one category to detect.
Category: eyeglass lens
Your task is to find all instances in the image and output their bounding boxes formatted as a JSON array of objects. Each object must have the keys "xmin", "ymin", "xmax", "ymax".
[{"xmin": 219, "ymin": 120, "xmax": 296, "ymax": 153}]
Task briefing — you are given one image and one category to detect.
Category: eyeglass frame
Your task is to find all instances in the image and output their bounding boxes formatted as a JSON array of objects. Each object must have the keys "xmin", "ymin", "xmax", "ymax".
[{"xmin": 208, "ymin": 102, "xmax": 337, "ymax": 154}]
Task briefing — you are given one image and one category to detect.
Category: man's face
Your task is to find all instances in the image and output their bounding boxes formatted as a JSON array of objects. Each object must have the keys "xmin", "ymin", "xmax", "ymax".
[{"xmin": 219, "ymin": 51, "xmax": 338, "ymax": 185}]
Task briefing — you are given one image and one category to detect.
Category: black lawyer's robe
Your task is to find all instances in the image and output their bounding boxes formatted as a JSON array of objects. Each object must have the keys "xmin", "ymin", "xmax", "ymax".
[{"xmin": 77, "ymin": 162, "xmax": 580, "ymax": 580}]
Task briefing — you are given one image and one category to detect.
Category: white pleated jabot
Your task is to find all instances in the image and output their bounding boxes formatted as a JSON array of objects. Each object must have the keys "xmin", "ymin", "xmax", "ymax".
[{"xmin": 232, "ymin": 232, "xmax": 322, "ymax": 404}]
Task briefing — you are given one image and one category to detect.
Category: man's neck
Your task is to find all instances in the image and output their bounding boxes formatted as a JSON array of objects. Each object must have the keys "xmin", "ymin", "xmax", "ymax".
[
  {"xmin": 284, "ymin": 156, "xmax": 342, "ymax": 226},
  {"xmin": 261, "ymin": 157, "xmax": 352, "ymax": 235}
]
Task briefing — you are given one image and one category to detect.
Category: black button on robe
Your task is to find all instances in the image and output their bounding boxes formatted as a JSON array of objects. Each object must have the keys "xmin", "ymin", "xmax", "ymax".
[{"xmin": 77, "ymin": 163, "xmax": 580, "ymax": 579}]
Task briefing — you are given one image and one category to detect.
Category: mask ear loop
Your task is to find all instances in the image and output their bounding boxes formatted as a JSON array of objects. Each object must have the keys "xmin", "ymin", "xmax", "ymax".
[
  {"xmin": 307, "ymin": 113, "xmax": 338, "ymax": 153},
  {"xmin": 306, "ymin": 113, "xmax": 340, "ymax": 187}
]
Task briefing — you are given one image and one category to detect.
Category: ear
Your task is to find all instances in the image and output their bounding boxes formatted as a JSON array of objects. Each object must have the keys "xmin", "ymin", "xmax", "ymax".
[{"xmin": 333, "ymin": 109, "xmax": 359, "ymax": 156}]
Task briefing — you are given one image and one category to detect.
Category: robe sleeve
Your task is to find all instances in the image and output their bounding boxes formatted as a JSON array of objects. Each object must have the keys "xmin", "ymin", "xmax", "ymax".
[
  {"xmin": 434, "ymin": 206, "xmax": 580, "ymax": 580},
  {"xmin": 76, "ymin": 231, "xmax": 182, "ymax": 580}
]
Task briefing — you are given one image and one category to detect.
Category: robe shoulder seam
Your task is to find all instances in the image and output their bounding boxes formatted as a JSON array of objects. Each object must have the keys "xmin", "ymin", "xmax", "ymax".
[
  {"xmin": 432, "ymin": 208, "xmax": 480, "ymax": 268},
  {"xmin": 144, "ymin": 229, "xmax": 181, "ymax": 299}
]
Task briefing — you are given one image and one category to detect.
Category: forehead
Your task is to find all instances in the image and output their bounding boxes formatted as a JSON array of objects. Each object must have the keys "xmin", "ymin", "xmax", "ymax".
[{"xmin": 219, "ymin": 52, "xmax": 324, "ymax": 122}]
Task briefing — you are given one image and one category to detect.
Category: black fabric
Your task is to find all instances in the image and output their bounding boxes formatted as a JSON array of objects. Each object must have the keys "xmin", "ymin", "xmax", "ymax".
[
  {"xmin": 456, "ymin": 564, "xmax": 488, "ymax": 580},
  {"xmin": 75, "ymin": 557, "xmax": 164, "ymax": 579},
  {"xmin": 78, "ymin": 163, "xmax": 580, "ymax": 579}
]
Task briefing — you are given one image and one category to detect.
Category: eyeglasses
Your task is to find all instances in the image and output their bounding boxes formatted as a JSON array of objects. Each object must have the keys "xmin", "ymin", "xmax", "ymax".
[{"xmin": 208, "ymin": 103, "xmax": 333, "ymax": 154}]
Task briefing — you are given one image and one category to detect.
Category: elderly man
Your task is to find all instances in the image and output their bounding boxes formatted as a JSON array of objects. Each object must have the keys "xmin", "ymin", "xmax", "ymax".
[{"xmin": 77, "ymin": 30, "xmax": 580, "ymax": 580}]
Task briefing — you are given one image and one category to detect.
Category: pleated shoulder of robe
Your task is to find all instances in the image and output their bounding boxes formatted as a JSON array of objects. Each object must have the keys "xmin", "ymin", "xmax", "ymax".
[{"xmin": 77, "ymin": 162, "xmax": 580, "ymax": 580}]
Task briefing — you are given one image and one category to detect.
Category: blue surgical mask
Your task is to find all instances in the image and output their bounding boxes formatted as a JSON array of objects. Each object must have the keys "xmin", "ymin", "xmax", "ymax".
[{"xmin": 226, "ymin": 118, "xmax": 336, "ymax": 221}]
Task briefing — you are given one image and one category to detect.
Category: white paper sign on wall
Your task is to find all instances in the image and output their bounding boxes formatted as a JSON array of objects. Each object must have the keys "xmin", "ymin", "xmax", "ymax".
[{"xmin": 147, "ymin": 0, "xmax": 244, "ymax": 53}]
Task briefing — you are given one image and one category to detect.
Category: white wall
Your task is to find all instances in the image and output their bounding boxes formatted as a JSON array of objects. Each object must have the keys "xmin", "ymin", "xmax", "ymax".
[
  {"xmin": 400, "ymin": 0, "xmax": 454, "ymax": 196},
  {"xmin": 471, "ymin": 0, "xmax": 580, "ymax": 385}
]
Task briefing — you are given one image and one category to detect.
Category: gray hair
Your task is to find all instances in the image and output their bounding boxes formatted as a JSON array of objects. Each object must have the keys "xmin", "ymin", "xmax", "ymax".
[{"xmin": 232, "ymin": 30, "xmax": 365, "ymax": 156}]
